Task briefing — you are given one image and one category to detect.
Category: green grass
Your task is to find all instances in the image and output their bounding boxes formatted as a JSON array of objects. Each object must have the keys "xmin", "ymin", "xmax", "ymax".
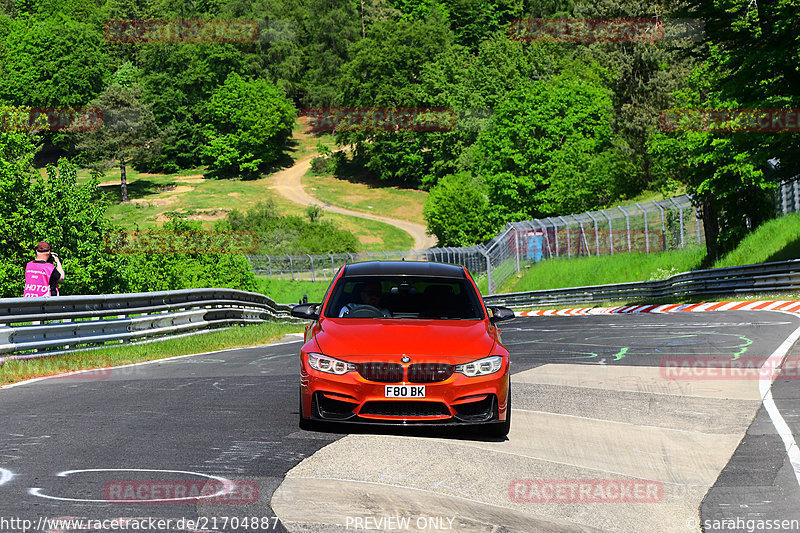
[
  {"xmin": 303, "ymin": 171, "xmax": 428, "ymax": 226},
  {"xmin": 714, "ymin": 212, "xmax": 800, "ymax": 268},
  {"xmin": 503, "ymin": 247, "xmax": 707, "ymax": 293},
  {"xmin": 0, "ymin": 321, "xmax": 304, "ymax": 386},
  {"xmin": 68, "ymin": 117, "xmax": 415, "ymax": 251},
  {"xmin": 257, "ymin": 277, "xmax": 331, "ymax": 303}
]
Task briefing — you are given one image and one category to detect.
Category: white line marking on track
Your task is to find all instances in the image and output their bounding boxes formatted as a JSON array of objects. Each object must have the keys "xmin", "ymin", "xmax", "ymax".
[
  {"xmin": 0, "ymin": 468, "xmax": 13, "ymax": 486},
  {"xmin": 30, "ymin": 468, "xmax": 234, "ymax": 503},
  {"xmin": 758, "ymin": 320, "xmax": 800, "ymax": 489}
]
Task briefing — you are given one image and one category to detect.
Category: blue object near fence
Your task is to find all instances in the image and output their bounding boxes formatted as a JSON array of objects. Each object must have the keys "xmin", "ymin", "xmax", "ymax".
[{"xmin": 528, "ymin": 233, "xmax": 543, "ymax": 262}]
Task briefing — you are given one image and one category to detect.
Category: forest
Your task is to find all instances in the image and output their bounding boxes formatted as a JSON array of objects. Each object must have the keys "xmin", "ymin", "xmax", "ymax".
[{"xmin": 0, "ymin": 0, "xmax": 797, "ymax": 296}]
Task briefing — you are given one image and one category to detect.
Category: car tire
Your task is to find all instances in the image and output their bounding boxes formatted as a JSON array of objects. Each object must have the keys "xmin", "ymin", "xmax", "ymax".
[
  {"xmin": 485, "ymin": 385, "xmax": 511, "ymax": 438},
  {"xmin": 298, "ymin": 391, "xmax": 318, "ymax": 431}
]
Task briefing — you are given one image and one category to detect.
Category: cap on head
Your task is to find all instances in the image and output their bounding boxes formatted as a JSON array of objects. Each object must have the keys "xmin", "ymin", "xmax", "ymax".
[{"xmin": 35, "ymin": 242, "xmax": 50, "ymax": 253}]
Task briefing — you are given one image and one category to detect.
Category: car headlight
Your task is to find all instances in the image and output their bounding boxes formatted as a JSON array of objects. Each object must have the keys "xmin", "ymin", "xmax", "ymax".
[
  {"xmin": 455, "ymin": 355, "xmax": 503, "ymax": 377},
  {"xmin": 308, "ymin": 353, "xmax": 358, "ymax": 375}
]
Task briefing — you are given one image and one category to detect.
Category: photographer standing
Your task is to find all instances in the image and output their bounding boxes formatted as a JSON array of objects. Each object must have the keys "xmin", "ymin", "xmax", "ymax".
[{"xmin": 23, "ymin": 242, "xmax": 65, "ymax": 297}]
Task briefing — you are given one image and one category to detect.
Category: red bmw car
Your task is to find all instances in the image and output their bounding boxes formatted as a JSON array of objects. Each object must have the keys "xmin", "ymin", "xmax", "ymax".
[{"xmin": 291, "ymin": 261, "xmax": 515, "ymax": 437}]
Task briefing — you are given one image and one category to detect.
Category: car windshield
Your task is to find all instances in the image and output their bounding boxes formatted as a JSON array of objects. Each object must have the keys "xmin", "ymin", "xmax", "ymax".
[{"xmin": 323, "ymin": 276, "xmax": 485, "ymax": 320}]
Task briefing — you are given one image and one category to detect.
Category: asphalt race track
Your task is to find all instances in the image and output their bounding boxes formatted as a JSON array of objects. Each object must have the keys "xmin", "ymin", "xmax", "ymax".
[{"xmin": 1, "ymin": 312, "xmax": 799, "ymax": 533}]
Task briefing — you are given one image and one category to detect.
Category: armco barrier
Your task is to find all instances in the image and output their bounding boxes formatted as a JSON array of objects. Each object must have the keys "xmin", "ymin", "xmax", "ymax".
[
  {"xmin": 482, "ymin": 259, "xmax": 800, "ymax": 309},
  {"xmin": 0, "ymin": 288, "xmax": 297, "ymax": 361},
  {"xmin": 3, "ymin": 259, "xmax": 800, "ymax": 360}
]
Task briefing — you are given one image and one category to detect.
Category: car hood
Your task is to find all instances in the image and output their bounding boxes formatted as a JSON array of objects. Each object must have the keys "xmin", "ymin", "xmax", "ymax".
[{"xmin": 313, "ymin": 319, "xmax": 497, "ymax": 362}]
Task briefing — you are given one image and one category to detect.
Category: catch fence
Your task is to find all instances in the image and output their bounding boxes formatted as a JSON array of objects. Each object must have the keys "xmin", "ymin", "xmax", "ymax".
[{"xmin": 248, "ymin": 195, "xmax": 704, "ymax": 294}]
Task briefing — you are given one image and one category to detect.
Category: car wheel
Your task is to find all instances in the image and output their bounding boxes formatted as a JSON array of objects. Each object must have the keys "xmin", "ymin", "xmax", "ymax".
[{"xmin": 485, "ymin": 386, "xmax": 511, "ymax": 438}]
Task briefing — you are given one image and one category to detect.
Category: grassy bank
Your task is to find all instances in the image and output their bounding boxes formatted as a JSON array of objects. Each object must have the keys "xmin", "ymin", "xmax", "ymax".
[
  {"xmin": 257, "ymin": 276, "xmax": 330, "ymax": 303},
  {"xmin": 504, "ymin": 247, "xmax": 707, "ymax": 293},
  {"xmin": 0, "ymin": 321, "xmax": 304, "ymax": 386},
  {"xmin": 502, "ymin": 212, "xmax": 800, "ymax": 294}
]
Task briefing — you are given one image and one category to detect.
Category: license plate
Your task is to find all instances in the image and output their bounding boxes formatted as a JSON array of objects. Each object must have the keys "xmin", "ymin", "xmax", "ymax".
[{"xmin": 385, "ymin": 385, "xmax": 425, "ymax": 398}]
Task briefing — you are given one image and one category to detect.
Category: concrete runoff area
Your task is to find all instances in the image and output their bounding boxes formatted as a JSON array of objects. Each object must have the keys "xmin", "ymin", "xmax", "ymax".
[{"xmin": 272, "ymin": 312, "xmax": 800, "ymax": 532}]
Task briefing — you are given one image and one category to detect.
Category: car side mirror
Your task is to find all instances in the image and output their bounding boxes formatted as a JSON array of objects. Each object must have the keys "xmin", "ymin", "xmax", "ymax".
[
  {"xmin": 291, "ymin": 303, "xmax": 320, "ymax": 320},
  {"xmin": 488, "ymin": 306, "xmax": 515, "ymax": 323}
]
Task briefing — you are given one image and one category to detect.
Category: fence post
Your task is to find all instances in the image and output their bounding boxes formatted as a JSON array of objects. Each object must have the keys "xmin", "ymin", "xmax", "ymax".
[
  {"xmin": 558, "ymin": 216, "xmax": 571, "ymax": 258},
  {"xmin": 287, "ymin": 254, "xmax": 294, "ymax": 280},
  {"xmin": 635, "ymin": 203, "xmax": 649, "ymax": 253},
  {"xmin": 669, "ymin": 198, "xmax": 685, "ymax": 249},
  {"xmin": 479, "ymin": 248, "xmax": 492, "ymax": 295},
  {"xmin": 384, "ymin": 250, "xmax": 390, "ymax": 260},
  {"xmin": 586, "ymin": 212, "xmax": 600, "ymax": 256},
  {"xmin": 794, "ymin": 180, "xmax": 800, "ymax": 212},
  {"xmin": 268, "ymin": 256, "xmax": 272, "ymax": 277},
  {"xmin": 515, "ymin": 228, "xmax": 521, "ymax": 274},
  {"xmin": 534, "ymin": 219, "xmax": 553, "ymax": 259},
  {"xmin": 783, "ymin": 181, "xmax": 790, "ymax": 215},
  {"xmin": 307, "ymin": 254, "xmax": 315, "ymax": 282},
  {"xmin": 572, "ymin": 215, "xmax": 590, "ymax": 256},
  {"xmin": 601, "ymin": 210, "xmax": 614, "ymax": 255},
  {"xmin": 547, "ymin": 218, "xmax": 560, "ymax": 257},
  {"xmin": 617, "ymin": 206, "xmax": 631, "ymax": 253},
  {"xmin": 655, "ymin": 202, "xmax": 666, "ymax": 251}
]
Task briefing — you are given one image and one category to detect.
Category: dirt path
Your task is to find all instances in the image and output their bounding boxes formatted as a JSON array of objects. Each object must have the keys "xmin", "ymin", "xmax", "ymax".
[{"xmin": 268, "ymin": 155, "xmax": 437, "ymax": 250}]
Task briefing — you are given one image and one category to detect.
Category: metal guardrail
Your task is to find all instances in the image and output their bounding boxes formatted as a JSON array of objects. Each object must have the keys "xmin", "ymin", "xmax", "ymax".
[
  {"xmin": 4, "ymin": 259, "xmax": 799, "ymax": 360},
  {"xmin": 0, "ymin": 288, "xmax": 297, "ymax": 361},
  {"xmin": 482, "ymin": 260, "xmax": 800, "ymax": 309}
]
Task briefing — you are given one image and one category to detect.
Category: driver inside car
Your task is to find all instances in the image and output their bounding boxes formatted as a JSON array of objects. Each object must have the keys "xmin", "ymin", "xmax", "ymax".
[{"xmin": 339, "ymin": 281, "xmax": 391, "ymax": 317}]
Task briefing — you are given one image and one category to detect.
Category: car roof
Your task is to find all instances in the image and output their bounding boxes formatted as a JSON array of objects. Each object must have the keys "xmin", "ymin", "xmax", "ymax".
[{"xmin": 343, "ymin": 261, "xmax": 467, "ymax": 279}]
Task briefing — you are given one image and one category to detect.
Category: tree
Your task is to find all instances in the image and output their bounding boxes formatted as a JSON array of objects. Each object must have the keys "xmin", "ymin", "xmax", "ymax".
[
  {"xmin": 650, "ymin": 0, "xmax": 800, "ymax": 258},
  {"xmin": 574, "ymin": 0, "xmax": 698, "ymax": 195},
  {"xmin": 423, "ymin": 172, "xmax": 496, "ymax": 246},
  {"xmin": 136, "ymin": 42, "xmax": 254, "ymax": 172},
  {"xmin": 0, "ymin": 115, "xmax": 128, "ymax": 297},
  {"xmin": 77, "ymin": 84, "xmax": 160, "ymax": 202},
  {"xmin": 200, "ymin": 73, "xmax": 295, "ymax": 178},
  {"xmin": 473, "ymin": 73, "xmax": 637, "ymax": 222},
  {"xmin": 334, "ymin": 11, "xmax": 454, "ymax": 186},
  {"xmin": 0, "ymin": 14, "xmax": 109, "ymax": 108}
]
